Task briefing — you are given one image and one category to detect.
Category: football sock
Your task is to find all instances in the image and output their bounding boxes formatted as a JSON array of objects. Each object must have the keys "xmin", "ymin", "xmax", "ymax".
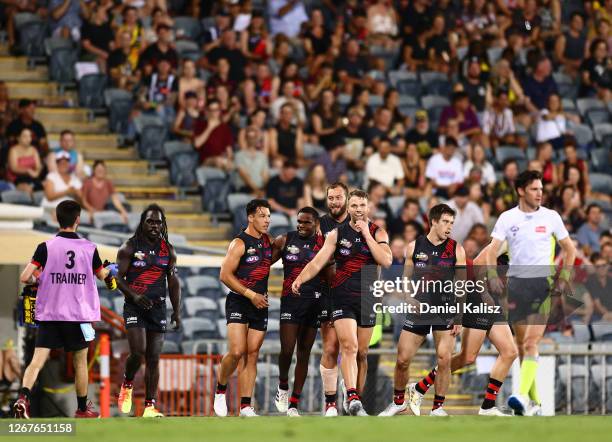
[
  {"xmin": 481, "ymin": 378, "xmax": 503, "ymax": 410},
  {"xmin": 519, "ymin": 356, "xmax": 538, "ymax": 398},
  {"xmin": 416, "ymin": 368, "xmax": 437, "ymax": 395}
]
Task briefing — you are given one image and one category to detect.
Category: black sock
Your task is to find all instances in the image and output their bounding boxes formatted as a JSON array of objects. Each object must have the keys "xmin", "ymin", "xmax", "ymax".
[
  {"xmin": 216, "ymin": 383, "xmax": 227, "ymax": 394},
  {"xmin": 240, "ymin": 397, "xmax": 251, "ymax": 409},
  {"xmin": 77, "ymin": 396, "xmax": 88, "ymax": 412},
  {"xmin": 278, "ymin": 378, "xmax": 289, "ymax": 391},
  {"xmin": 325, "ymin": 393, "xmax": 337, "ymax": 404},
  {"xmin": 432, "ymin": 395, "xmax": 445, "ymax": 410},
  {"xmin": 19, "ymin": 387, "xmax": 31, "ymax": 400},
  {"xmin": 289, "ymin": 391, "xmax": 300, "ymax": 409},
  {"xmin": 482, "ymin": 378, "xmax": 503, "ymax": 410},
  {"xmin": 346, "ymin": 388, "xmax": 359, "ymax": 403}
]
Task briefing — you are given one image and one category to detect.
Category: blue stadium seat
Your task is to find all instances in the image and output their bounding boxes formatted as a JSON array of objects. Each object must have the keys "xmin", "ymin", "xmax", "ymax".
[
  {"xmin": 1, "ymin": 190, "xmax": 32, "ymax": 205},
  {"xmin": 105, "ymin": 89, "xmax": 133, "ymax": 135},
  {"xmin": 138, "ymin": 124, "xmax": 166, "ymax": 160},
  {"xmin": 170, "ymin": 151, "xmax": 199, "ymax": 187},
  {"xmin": 181, "ymin": 317, "xmax": 219, "ymax": 339},
  {"xmin": 161, "ymin": 340, "xmax": 181, "ymax": 354},
  {"xmin": 495, "ymin": 146, "xmax": 526, "ymax": 167},
  {"xmin": 164, "ymin": 141, "xmax": 193, "ymax": 159},
  {"xmin": 18, "ymin": 20, "xmax": 47, "ymax": 58},
  {"xmin": 49, "ymin": 47, "xmax": 77, "ymax": 84},
  {"xmin": 590, "ymin": 148, "xmax": 611, "ymax": 174},
  {"xmin": 589, "ymin": 173, "xmax": 612, "ymax": 194},
  {"xmin": 173, "ymin": 16, "xmax": 202, "ymax": 41},
  {"xmin": 184, "ymin": 296, "xmax": 218, "ymax": 320},
  {"xmin": 185, "ymin": 275, "xmax": 221, "ymax": 296},
  {"xmin": 78, "ymin": 74, "xmax": 107, "ymax": 109}
]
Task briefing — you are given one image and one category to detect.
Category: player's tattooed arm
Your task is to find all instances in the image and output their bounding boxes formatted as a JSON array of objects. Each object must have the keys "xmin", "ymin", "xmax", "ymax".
[
  {"xmin": 292, "ymin": 229, "xmax": 337, "ymax": 294},
  {"xmin": 220, "ymin": 238, "xmax": 268, "ymax": 308},
  {"xmin": 115, "ymin": 240, "xmax": 153, "ymax": 310},
  {"xmin": 271, "ymin": 234, "xmax": 287, "ymax": 264},
  {"xmin": 167, "ymin": 244, "xmax": 181, "ymax": 330}
]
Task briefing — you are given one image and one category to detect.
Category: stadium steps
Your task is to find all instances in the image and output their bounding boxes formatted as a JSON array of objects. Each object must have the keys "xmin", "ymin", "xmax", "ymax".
[
  {"xmin": 4, "ymin": 80, "xmax": 77, "ymax": 102},
  {"xmin": 0, "ymin": 67, "xmax": 47, "ymax": 81},
  {"xmin": 189, "ymin": 239, "xmax": 231, "ymax": 248},
  {"xmin": 165, "ymin": 213, "xmax": 212, "ymax": 228},
  {"xmin": 39, "ymin": 117, "xmax": 109, "ymax": 134},
  {"xmin": 88, "ymin": 159, "xmax": 152, "ymax": 175},
  {"xmin": 109, "ymin": 172, "xmax": 170, "ymax": 187},
  {"xmin": 38, "ymin": 107, "xmax": 94, "ymax": 123},
  {"xmin": 115, "ymin": 186, "xmax": 181, "ymax": 198},
  {"xmin": 128, "ymin": 199, "xmax": 201, "ymax": 214},
  {"xmin": 49, "ymin": 133, "xmax": 118, "ymax": 148},
  {"xmin": 171, "ymin": 225, "xmax": 232, "ymax": 241}
]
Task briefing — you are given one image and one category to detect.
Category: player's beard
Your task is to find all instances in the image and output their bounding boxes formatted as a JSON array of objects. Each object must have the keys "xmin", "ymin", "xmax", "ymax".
[{"xmin": 329, "ymin": 204, "xmax": 347, "ymax": 220}]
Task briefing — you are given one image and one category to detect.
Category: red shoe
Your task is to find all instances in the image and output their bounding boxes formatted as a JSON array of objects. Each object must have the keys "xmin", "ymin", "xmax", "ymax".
[
  {"xmin": 74, "ymin": 401, "xmax": 100, "ymax": 418},
  {"xmin": 14, "ymin": 396, "xmax": 30, "ymax": 419}
]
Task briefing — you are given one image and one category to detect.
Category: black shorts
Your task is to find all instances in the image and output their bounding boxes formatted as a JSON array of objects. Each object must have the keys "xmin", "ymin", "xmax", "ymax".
[
  {"xmin": 319, "ymin": 291, "xmax": 333, "ymax": 324},
  {"xmin": 402, "ymin": 315, "xmax": 455, "ymax": 335},
  {"xmin": 507, "ymin": 277, "xmax": 552, "ymax": 323},
  {"xmin": 123, "ymin": 301, "xmax": 167, "ymax": 332},
  {"xmin": 462, "ymin": 294, "xmax": 507, "ymax": 331},
  {"xmin": 331, "ymin": 295, "xmax": 376, "ymax": 328},
  {"xmin": 280, "ymin": 296, "xmax": 322, "ymax": 328},
  {"xmin": 226, "ymin": 292, "xmax": 268, "ymax": 331},
  {"xmin": 35, "ymin": 321, "xmax": 91, "ymax": 352}
]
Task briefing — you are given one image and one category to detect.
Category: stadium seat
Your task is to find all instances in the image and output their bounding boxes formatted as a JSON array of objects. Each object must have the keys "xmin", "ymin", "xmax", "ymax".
[
  {"xmin": 570, "ymin": 123, "xmax": 594, "ymax": 148},
  {"xmin": 183, "ymin": 296, "xmax": 218, "ymax": 319},
  {"xmin": 0, "ymin": 190, "xmax": 32, "ymax": 205},
  {"xmin": 369, "ymin": 94, "xmax": 384, "ymax": 110},
  {"xmin": 387, "ymin": 195, "xmax": 406, "ymax": 217},
  {"xmin": 175, "ymin": 39, "xmax": 201, "ymax": 61},
  {"xmin": 217, "ymin": 298, "xmax": 226, "ymax": 318},
  {"xmin": 185, "ymin": 275, "xmax": 221, "ymax": 296},
  {"xmin": 589, "ymin": 173, "xmax": 612, "ymax": 195},
  {"xmin": 398, "ymin": 95, "xmax": 418, "ymax": 106},
  {"xmin": 138, "ymin": 124, "xmax": 166, "ymax": 160},
  {"xmin": 88, "ymin": 233, "xmax": 123, "ymax": 247},
  {"xmin": 590, "ymin": 148, "xmax": 611, "ymax": 174},
  {"xmin": 303, "ymin": 142, "xmax": 325, "ymax": 159},
  {"xmin": 99, "ymin": 297, "xmax": 113, "ymax": 310},
  {"xmin": 181, "ymin": 317, "xmax": 219, "ymax": 339},
  {"xmin": 78, "ymin": 74, "xmax": 107, "ymax": 109},
  {"xmin": 93, "ymin": 210, "xmax": 126, "ymax": 230},
  {"xmin": 420, "ymin": 72, "xmax": 452, "ymax": 96},
  {"xmin": 268, "ymin": 296, "xmax": 281, "ymax": 315},
  {"xmin": 571, "ymin": 320, "xmax": 591, "ymax": 343},
  {"xmin": 576, "ymin": 98, "xmax": 607, "ymax": 118},
  {"xmin": 388, "ymin": 70, "xmax": 418, "ymax": 88},
  {"xmin": 495, "ymin": 146, "xmax": 526, "ymax": 166},
  {"xmin": 553, "ymin": 72, "xmax": 578, "ymax": 100},
  {"xmin": 592, "ymin": 321, "xmax": 612, "ymax": 340},
  {"xmin": 174, "ymin": 16, "xmax": 202, "ymax": 41},
  {"xmin": 168, "ymin": 233, "xmax": 188, "ymax": 245},
  {"xmin": 421, "ymin": 95, "xmax": 450, "ymax": 123},
  {"xmin": 112, "ymin": 296, "xmax": 124, "ymax": 315},
  {"xmin": 269, "ymin": 212, "xmax": 291, "ymax": 235},
  {"xmin": 182, "ymin": 339, "xmax": 217, "ymax": 354},
  {"xmin": 164, "ymin": 141, "xmax": 193, "ymax": 159},
  {"xmin": 127, "ymin": 212, "xmax": 141, "ymax": 231},
  {"xmin": 169, "ymin": 151, "xmax": 199, "ymax": 187},
  {"xmin": 18, "ymin": 19, "xmax": 47, "ymax": 58},
  {"xmin": 49, "ymin": 47, "xmax": 77, "ymax": 84},
  {"xmin": 486, "ymin": 46, "xmax": 504, "ymax": 64},
  {"xmin": 557, "ymin": 363, "xmax": 590, "ymax": 413},
  {"xmin": 105, "ymin": 90, "xmax": 133, "ymax": 135},
  {"xmin": 161, "ymin": 340, "xmax": 181, "ymax": 354},
  {"xmin": 227, "ymin": 193, "xmax": 252, "ymax": 214},
  {"xmin": 195, "ymin": 166, "xmax": 226, "ymax": 187}
]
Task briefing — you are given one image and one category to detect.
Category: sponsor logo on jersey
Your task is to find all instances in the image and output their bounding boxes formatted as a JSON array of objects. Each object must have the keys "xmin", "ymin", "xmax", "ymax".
[
  {"xmin": 285, "ymin": 254, "xmax": 299, "ymax": 261},
  {"xmin": 415, "ymin": 252, "xmax": 428, "ymax": 262},
  {"xmin": 287, "ymin": 245, "xmax": 300, "ymax": 255},
  {"xmin": 247, "ymin": 247, "xmax": 257, "ymax": 255},
  {"xmin": 510, "ymin": 225, "xmax": 519, "ymax": 236},
  {"xmin": 339, "ymin": 248, "xmax": 351, "ymax": 256},
  {"xmin": 134, "ymin": 251, "xmax": 145, "ymax": 260},
  {"xmin": 246, "ymin": 255, "xmax": 260, "ymax": 264},
  {"xmin": 535, "ymin": 225, "xmax": 546, "ymax": 233},
  {"xmin": 340, "ymin": 238, "xmax": 352, "ymax": 248},
  {"xmin": 133, "ymin": 260, "xmax": 147, "ymax": 267}
]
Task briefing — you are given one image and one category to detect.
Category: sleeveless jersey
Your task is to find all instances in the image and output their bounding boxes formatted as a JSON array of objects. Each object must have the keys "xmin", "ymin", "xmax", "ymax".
[
  {"xmin": 320, "ymin": 213, "xmax": 350, "ymax": 237},
  {"xmin": 332, "ymin": 221, "xmax": 380, "ymax": 297},
  {"xmin": 411, "ymin": 235, "xmax": 457, "ymax": 302},
  {"xmin": 36, "ymin": 236, "xmax": 100, "ymax": 321},
  {"xmin": 233, "ymin": 230, "xmax": 272, "ymax": 295},
  {"xmin": 125, "ymin": 238, "xmax": 171, "ymax": 304},
  {"xmin": 281, "ymin": 231, "xmax": 324, "ymax": 298}
]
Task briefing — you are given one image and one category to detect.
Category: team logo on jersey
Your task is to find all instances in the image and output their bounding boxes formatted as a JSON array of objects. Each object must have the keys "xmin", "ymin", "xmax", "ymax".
[
  {"xmin": 246, "ymin": 255, "xmax": 260, "ymax": 264},
  {"xmin": 340, "ymin": 238, "xmax": 352, "ymax": 248},
  {"xmin": 303, "ymin": 244, "xmax": 310, "ymax": 249},
  {"xmin": 415, "ymin": 252, "xmax": 428, "ymax": 262},
  {"xmin": 134, "ymin": 251, "xmax": 145, "ymax": 260},
  {"xmin": 133, "ymin": 260, "xmax": 147, "ymax": 267},
  {"xmin": 285, "ymin": 254, "xmax": 299, "ymax": 261},
  {"xmin": 247, "ymin": 247, "xmax": 257, "ymax": 255},
  {"xmin": 339, "ymin": 248, "xmax": 351, "ymax": 256},
  {"xmin": 415, "ymin": 262, "xmax": 426, "ymax": 268},
  {"xmin": 535, "ymin": 226, "xmax": 546, "ymax": 233},
  {"xmin": 510, "ymin": 226, "xmax": 519, "ymax": 236},
  {"xmin": 287, "ymin": 245, "xmax": 300, "ymax": 255}
]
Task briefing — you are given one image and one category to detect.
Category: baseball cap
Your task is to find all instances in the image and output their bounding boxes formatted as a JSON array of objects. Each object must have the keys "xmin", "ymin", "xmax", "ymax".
[
  {"xmin": 56, "ymin": 151, "xmax": 71, "ymax": 162},
  {"xmin": 415, "ymin": 110, "xmax": 428, "ymax": 121}
]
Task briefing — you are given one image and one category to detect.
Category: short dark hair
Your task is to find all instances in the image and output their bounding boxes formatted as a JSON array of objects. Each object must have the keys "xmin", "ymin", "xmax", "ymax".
[
  {"xmin": 452, "ymin": 91, "xmax": 469, "ymax": 103},
  {"xmin": 326, "ymin": 182, "xmax": 349, "ymax": 198},
  {"xmin": 92, "ymin": 159, "xmax": 106, "ymax": 169},
  {"xmin": 298, "ymin": 206, "xmax": 320, "ymax": 221},
  {"xmin": 444, "ymin": 136, "xmax": 458, "ymax": 148},
  {"xmin": 283, "ymin": 159, "xmax": 298, "ymax": 169},
  {"xmin": 590, "ymin": 252, "xmax": 604, "ymax": 263},
  {"xmin": 404, "ymin": 197, "xmax": 419, "ymax": 209},
  {"xmin": 207, "ymin": 98, "xmax": 220, "ymax": 108},
  {"xmin": 349, "ymin": 189, "xmax": 369, "ymax": 200},
  {"xmin": 56, "ymin": 200, "xmax": 81, "ymax": 229},
  {"xmin": 428, "ymin": 203, "xmax": 456, "ymax": 223},
  {"xmin": 586, "ymin": 203, "xmax": 601, "ymax": 215},
  {"xmin": 502, "ymin": 158, "xmax": 518, "ymax": 171},
  {"xmin": 515, "ymin": 170, "xmax": 542, "ymax": 192},
  {"xmin": 60, "ymin": 129, "xmax": 74, "ymax": 138},
  {"xmin": 246, "ymin": 199, "xmax": 271, "ymax": 216}
]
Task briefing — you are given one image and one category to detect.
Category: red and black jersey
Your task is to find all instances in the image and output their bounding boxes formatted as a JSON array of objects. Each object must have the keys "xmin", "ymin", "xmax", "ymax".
[
  {"xmin": 233, "ymin": 230, "xmax": 272, "ymax": 296},
  {"xmin": 331, "ymin": 221, "xmax": 380, "ymax": 297},
  {"xmin": 320, "ymin": 213, "xmax": 350, "ymax": 237},
  {"xmin": 281, "ymin": 231, "xmax": 324, "ymax": 298},
  {"xmin": 125, "ymin": 238, "xmax": 171, "ymax": 303}
]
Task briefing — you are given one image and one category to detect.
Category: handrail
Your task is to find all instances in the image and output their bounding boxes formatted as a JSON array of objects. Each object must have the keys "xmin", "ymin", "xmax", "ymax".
[{"xmin": 100, "ymin": 305, "xmax": 126, "ymax": 333}]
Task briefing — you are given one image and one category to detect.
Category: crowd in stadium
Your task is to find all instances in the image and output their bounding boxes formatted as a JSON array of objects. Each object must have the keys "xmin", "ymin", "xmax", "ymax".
[{"xmin": 0, "ymin": 0, "xmax": 610, "ymax": 331}]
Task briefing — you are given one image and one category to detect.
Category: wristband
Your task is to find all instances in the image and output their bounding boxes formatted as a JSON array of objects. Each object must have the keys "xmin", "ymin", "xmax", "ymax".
[
  {"xmin": 559, "ymin": 268, "xmax": 571, "ymax": 282},
  {"xmin": 487, "ymin": 268, "xmax": 499, "ymax": 279}
]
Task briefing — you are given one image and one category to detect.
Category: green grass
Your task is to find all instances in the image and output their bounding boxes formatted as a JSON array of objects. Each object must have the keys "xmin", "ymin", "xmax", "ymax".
[{"xmin": 4, "ymin": 416, "xmax": 611, "ymax": 442}]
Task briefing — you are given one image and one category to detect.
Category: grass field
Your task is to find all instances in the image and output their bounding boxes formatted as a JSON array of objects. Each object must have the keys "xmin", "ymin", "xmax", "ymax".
[{"xmin": 3, "ymin": 416, "xmax": 610, "ymax": 442}]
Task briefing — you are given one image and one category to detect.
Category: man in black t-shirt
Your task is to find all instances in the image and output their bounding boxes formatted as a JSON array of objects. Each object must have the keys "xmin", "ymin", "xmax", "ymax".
[
  {"xmin": 266, "ymin": 160, "xmax": 304, "ymax": 222},
  {"xmin": 205, "ymin": 30, "xmax": 247, "ymax": 83},
  {"xmin": 405, "ymin": 111, "xmax": 438, "ymax": 160},
  {"xmin": 460, "ymin": 57, "xmax": 489, "ymax": 113},
  {"xmin": 6, "ymin": 99, "xmax": 48, "ymax": 157},
  {"xmin": 108, "ymin": 30, "xmax": 140, "ymax": 90},
  {"xmin": 138, "ymin": 24, "xmax": 178, "ymax": 76}
]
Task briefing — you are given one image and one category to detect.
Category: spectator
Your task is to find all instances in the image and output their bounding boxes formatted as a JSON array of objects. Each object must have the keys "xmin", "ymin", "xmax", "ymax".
[
  {"xmin": 367, "ymin": 181, "xmax": 393, "ymax": 221},
  {"xmin": 482, "ymin": 88, "xmax": 520, "ymax": 149},
  {"xmin": 554, "ymin": 11, "xmax": 586, "ymax": 79},
  {"xmin": 405, "ymin": 110, "xmax": 438, "ymax": 160},
  {"xmin": 558, "ymin": 140, "xmax": 591, "ymax": 196},
  {"xmin": 142, "ymin": 7, "xmax": 174, "ymax": 45},
  {"xmin": 401, "ymin": 143, "xmax": 426, "ymax": 199},
  {"xmin": 467, "ymin": 179, "xmax": 491, "ymax": 224},
  {"xmin": 204, "ymin": 30, "xmax": 247, "ymax": 83},
  {"xmin": 269, "ymin": 103, "xmax": 304, "ymax": 168},
  {"xmin": 46, "ymin": 130, "xmax": 85, "ymax": 180},
  {"xmin": 389, "ymin": 236, "xmax": 406, "ymax": 265},
  {"xmin": 214, "ymin": 84, "xmax": 241, "ymax": 125},
  {"xmin": 311, "ymin": 89, "xmax": 341, "ymax": 149},
  {"xmin": 460, "ymin": 57, "xmax": 489, "ymax": 113},
  {"xmin": 41, "ymin": 151, "xmax": 82, "ymax": 211},
  {"xmin": 425, "ymin": 136, "xmax": 464, "ymax": 199},
  {"xmin": 584, "ymin": 253, "xmax": 612, "ymax": 322},
  {"xmin": 138, "ymin": 57, "xmax": 177, "ymax": 127},
  {"xmin": 303, "ymin": 8, "xmax": 331, "ymax": 70},
  {"xmin": 178, "ymin": 59, "xmax": 205, "ymax": 111},
  {"xmin": 384, "ymin": 88, "xmax": 411, "ymax": 129},
  {"xmin": 268, "ymin": 0, "xmax": 308, "ymax": 38},
  {"xmin": 364, "ymin": 137, "xmax": 405, "ymax": 195},
  {"xmin": 7, "ymin": 128, "xmax": 43, "ymax": 195},
  {"xmin": 492, "ymin": 158, "xmax": 519, "ymax": 214},
  {"xmin": 403, "ymin": 220, "xmax": 424, "ymax": 244},
  {"xmin": 6, "ymin": 99, "xmax": 48, "ymax": 158},
  {"xmin": 202, "ymin": 10, "xmax": 232, "ymax": 53},
  {"xmin": 522, "ymin": 55, "xmax": 558, "ymax": 111},
  {"xmin": 80, "ymin": 3, "xmax": 114, "ymax": 71},
  {"xmin": 401, "ymin": 0, "xmax": 433, "ymax": 36},
  {"xmin": 447, "ymin": 185, "xmax": 485, "ymax": 243},
  {"xmin": 266, "ymin": 160, "xmax": 304, "ymax": 221},
  {"xmin": 577, "ymin": 204, "xmax": 605, "ymax": 254},
  {"xmin": 535, "ymin": 142, "xmax": 558, "ymax": 191},
  {"xmin": 193, "ymin": 99, "xmax": 233, "ymax": 170},
  {"xmin": 303, "ymin": 164, "xmax": 328, "ymax": 213},
  {"xmin": 116, "ymin": 6, "xmax": 144, "ymax": 68},
  {"xmin": 427, "ymin": 14, "xmax": 455, "ymax": 73},
  {"xmin": 463, "ymin": 237, "xmax": 480, "ymax": 260},
  {"xmin": 555, "ymin": 184, "xmax": 584, "ymax": 232},
  {"xmin": 366, "ymin": 0, "xmax": 399, "ymax": 48},
  {"xmin": 243, "ymin": 62, "xmax": 279, "ymax": 112},
  {"xmin": 206, "ymin": 57, "xmax": 237, "ymax": 97},
  {"xmin": 537, "ymin": 0, "xmax": 561, "ymax": 48},
  {"xmin": 463, "ymin": 143, "xmax": 496, "ymax": 187},
  {"xmin": 505, "ymin": 0, "xmax": 541, "ymax": 47},
  {"xmin": 488, "ymin": 58, "xmax": 525, "ymax": 106},
  {"xmin": 108, "ymin": 30, "xmax": 140, "ymax": 91},
  {"xmin": 400, "ymin": 29, "xmax": 429, "ymax": 72},
  {"xmin": 49, "ymin": 0, "xmax": 82, "ymax": 41},
  {"xmin": 138, "ymin": 24, "xmax": 178, "ymax": 77},
  {"xmin": 315, "ymin": 134, "xmax": 348, "ymax": 184},
  {"xmin": 240, "ymin": 10, "xmax": 270, "ymax": 62},
  {"xmin": 334, "ymin": 39, "xmax": 369, "ymax": 94},
  {"xmin": 349, "ymin": 87, "xmax": 374, "ymax": 124},
  {"xmin": 81, "ymin": 160, "xmax": 129, "ymax": 223},
  {"xmin": 439, "ymin": 91, "xmax": 481, "ymax": 140},
  {"xmin": 535, "ymin": 93, "xmax": 578, "ymax": 150},
  {"xmin": 238, "ymin": 109, "xmax": 270, "ymax": 155},
  {"xmin": 565, "ymin": 164, "xmax": 588, "ymax": 204},
  {"xmin": 173, "ymin": 91, "xmax": 202, "ymax": 140},
  {"xmin": 389, "ymin": 198, "xmax": 423, "ymax": 238},
  {"xmin": 337, "ymin": 106, "xmax": 368, "ymax": 170},
  {"xmin": 466, "ymin": 222, "xmax": 489, "ymax": 250},
  {"xmin": 580, "ymin": 38, "xmax": 612, "ymax": 101},
  {"xmin": 233, "ymin": 125, "xmax": 269, "ymax": 198},
  {"xmin": 367, "ymin": 107, "xmax": 397, "ymax": 150},
  {"xmin": 270, "ymin": 80, "xmax": 307, "ymax": 125}
]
